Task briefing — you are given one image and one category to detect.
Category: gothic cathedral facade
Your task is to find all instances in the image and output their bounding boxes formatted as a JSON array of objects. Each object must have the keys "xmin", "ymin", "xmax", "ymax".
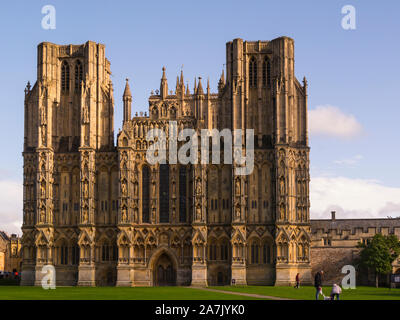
[{"xmin": 21, "ymin": 38, "xmax": 312, "ymax": 286}]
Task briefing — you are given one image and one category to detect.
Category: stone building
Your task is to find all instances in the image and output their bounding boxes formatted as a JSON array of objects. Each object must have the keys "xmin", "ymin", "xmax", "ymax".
[
  {"xmin": 310, "ymin": 211, "xmax": 400, "ymax": 286},
  {"xmin": 21, "ymin": 37, "xmax": 312, "ymax": 286},
  {"xmin": 0, "ymin": 232, "xmax": 22, "ymax": 273}
]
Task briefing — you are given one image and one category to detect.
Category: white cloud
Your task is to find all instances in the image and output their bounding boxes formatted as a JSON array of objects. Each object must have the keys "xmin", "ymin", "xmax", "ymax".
[
  {"xmin": 333, "ymin": 154, "xmax": 363, "ymax": 167},
  {"xmin": 310, "ymin": 175, "xmax": 400, "ymax": 219},
  {"xmin": 0, "ymin": 180, "xmax": 22, "ymax": 235},
  {"xmin": 308, "ymin": 105, "xmax": 363, "ymax": 139}
]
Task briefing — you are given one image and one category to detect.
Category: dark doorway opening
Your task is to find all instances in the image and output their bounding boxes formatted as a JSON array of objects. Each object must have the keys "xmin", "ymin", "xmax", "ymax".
[{"xmin": 154, "ymin": 253, "xmax": 176, "ymax": 286}]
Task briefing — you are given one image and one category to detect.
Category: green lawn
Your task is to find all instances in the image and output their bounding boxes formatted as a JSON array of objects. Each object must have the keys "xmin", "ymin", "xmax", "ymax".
[
  {"xmin": 209, "ymin": 285, "xmax": 400, "ymax": 300},
  {"xmin": 0, "ymin": 286, "xmax": 261, "ymax": 300},
  {"xmin": 0, "ymin": 285, "xmax": 398, "ymax": 300}
]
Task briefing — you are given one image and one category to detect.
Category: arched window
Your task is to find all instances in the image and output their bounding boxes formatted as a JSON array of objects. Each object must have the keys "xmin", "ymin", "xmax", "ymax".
[
  {"xmin": 74, "ymin": 60, "xmax": 83, "ymax": 91},
  {"xmin": 209, "ymin": 243, "xmax": 217, "ymax": 260},
  {"xmin": 263, "ymin": 243, "xmax": 271, "ymax": 264},
  {"xmin": 60, "ymin": 245, "xmax": 68, "ymax": 265},
  {"xmin": 262, "ymin": 57, "xmax": 271, "ymax": 87},
  {"xmin": 61, "ymin": 61, "xmax": 70, "ymax": 92},
  {"xmin": 179, "ymin": 166, "xmax": 187, "ymax": 222},
  {"xmin": 71, "ymin": 245, "xmax": 80, "ymax": 265},
  {"xmin": 251, "ymin": 242, "xmax": 259, "ymax": 264},
  {"xmin": 159, "ymin": 164, "xmax": 169, "ymax": 223},
  {"xmin": 220, "ymin": 241, "xmax": 229, "ymax": 261},
  {"xmin": 142, "ymin": 165, "xmax": 150, "ymax": 223},
  {"xmin": 101, "ymin": 244, "xmax": 109, "ymax": 261},
  {"xmin": 249, "ymin": 57, "xmax": 257, "ymax": 88},
  {"xmin": 101, "ymin": 243, "xmax": 113, "ymax": 261}
]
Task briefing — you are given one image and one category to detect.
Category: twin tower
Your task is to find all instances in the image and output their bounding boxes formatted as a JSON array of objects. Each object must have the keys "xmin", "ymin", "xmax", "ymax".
[{"xmin": 21, "ymin": 38, "xmax": 311, "ymax": 286}]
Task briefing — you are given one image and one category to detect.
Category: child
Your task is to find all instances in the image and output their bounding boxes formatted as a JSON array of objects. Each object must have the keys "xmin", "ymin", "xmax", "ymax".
[{"xmin": 330, "ymin": 283, "xmax": 342, "ymax": 300}]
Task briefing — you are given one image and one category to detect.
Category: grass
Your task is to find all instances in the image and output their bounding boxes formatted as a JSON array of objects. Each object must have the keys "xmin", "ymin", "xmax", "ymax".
[
  {"xmin": 0, "ymin": 285, "xmax": 398, "ymax": 300},
  {"xmin": 208, "ymin": 285, "xmax": 400, "ymax": 300},
  {"xmin": 0, "ymin": 286, "xmax": 262, "ymax": 300}
]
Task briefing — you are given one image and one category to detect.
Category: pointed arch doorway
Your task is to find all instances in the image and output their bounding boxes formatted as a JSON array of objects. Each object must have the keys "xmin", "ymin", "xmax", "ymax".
[{"xmin": 153, "ymin": 252, "xmax": 177, "ymax": 286}]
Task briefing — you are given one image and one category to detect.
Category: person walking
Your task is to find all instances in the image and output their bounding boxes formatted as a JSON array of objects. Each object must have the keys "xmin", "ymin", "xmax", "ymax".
[
  {"xmin": 294, "ymin": 273, "xmax": 300, "ymax": 289},
  {"xmin": 314, "ymin": 270, "xmax": 324, "ymax": 300},
  {"xmin": 330, "ymin": 283, "xmax": 342, "ymax": 300}
]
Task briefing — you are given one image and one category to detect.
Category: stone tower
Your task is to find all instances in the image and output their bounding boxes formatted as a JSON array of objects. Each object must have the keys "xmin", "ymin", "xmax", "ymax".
[
  {"xmin": 225, "ymin": 38, "xmax": 311, "ymax": 285},
  {"xmin": 21, "ymin": 41, "xmax": 115, "ymax": 286}
]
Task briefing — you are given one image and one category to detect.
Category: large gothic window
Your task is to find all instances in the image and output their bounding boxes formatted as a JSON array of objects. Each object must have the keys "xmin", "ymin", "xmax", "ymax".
[
  {"xmin": 262, "ymin": 243, "xmax": 271, "ymax": 264},
  {"xmin": 159, "ymin": 164, "xmax": 170, "ymax": 223},
  {"xmin": 262, "ymin": 57, "xmax": 271, "ymax": 87},
  {"xmin": 142, "ymin": 165, "xmax": 150, "ymax": 223},
  {"xmin": 71, "ymin": 245, "xmax": 80, "ymax": 265},
  {"xmin": 61, "ymin": 61, "xmax": 70, "ymax": 92},
  {"xmin": 220, "ymin": 241, "xmax": 229, "ymax": 261},
  {"xmin": 249, "ymin": 57, "xmax": 257, "ymax": 88},
  {"xmin": 250, "ymin": 242, "xmax": 259, "ymax": 264},
  {"xmin": 74, "ymin": 60, "xmax": 83, "ymax": 91},
  {"xmin": 60, "ymin": 245, "xmax": 68, "ymax": 265},
  {"xmin": 179, "ymin": 166, "xmax": 187, "ymax": 223},
  {"xmin": 101, "ymin": 243, "xmax": 110, "ymax": 261}
]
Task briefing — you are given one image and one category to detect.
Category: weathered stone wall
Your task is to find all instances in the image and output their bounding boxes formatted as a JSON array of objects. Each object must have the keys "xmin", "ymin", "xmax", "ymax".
[{"xmin": 311, "ymin": 247, "xmax": 359, "ymax": 285}]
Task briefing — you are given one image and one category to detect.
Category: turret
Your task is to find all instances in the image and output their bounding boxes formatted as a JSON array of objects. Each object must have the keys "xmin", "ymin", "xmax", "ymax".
[
  {"xmin": 123, "ymin": 78, "xmax": 132, "ymax": 123},
  {"xmin": 197, "ymin": 77, "xmax": 204, "ymax": 95},
  {"xmin": 175, "ymin": 69, "xmax": 185, "ymax": 97},
  {"xmin": 218, "ymin": 69, "xmax": 225, "ymax": 93},
  {"xmin": 160, "ymin": 67, "xmax": 168, "ymax": 99}
]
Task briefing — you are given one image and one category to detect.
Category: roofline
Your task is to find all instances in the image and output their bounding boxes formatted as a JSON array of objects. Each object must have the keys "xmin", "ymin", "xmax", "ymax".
[{"xmin": 311, "ymin": 218, "xmax": 400, "ymax": 222}]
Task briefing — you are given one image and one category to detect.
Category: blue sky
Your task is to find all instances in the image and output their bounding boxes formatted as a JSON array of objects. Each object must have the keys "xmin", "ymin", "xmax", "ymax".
[{"xmin": 0, "ymin": 0, "xmax": 399, "ymax": 233}]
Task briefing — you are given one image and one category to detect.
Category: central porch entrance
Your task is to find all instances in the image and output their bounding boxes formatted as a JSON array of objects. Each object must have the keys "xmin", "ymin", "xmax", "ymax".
[{"xmin": 153, "ymin": 252, "xmax": 176, "ymax": 286}]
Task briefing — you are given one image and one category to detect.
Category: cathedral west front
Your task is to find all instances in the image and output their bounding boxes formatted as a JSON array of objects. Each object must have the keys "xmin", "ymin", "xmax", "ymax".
[{"xmin": 21, "ymin": 37, "xmax": 312, "ymax": 286}]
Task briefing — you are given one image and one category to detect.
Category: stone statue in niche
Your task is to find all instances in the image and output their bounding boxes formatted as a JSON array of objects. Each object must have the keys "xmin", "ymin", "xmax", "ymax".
[
  {"xmin": 280, "ymin": 177, "xmax": 285, "ymax": 195},
  {"xmin": 280, "ymin": 204, "xmax": 285, "ymax": 220},
  {"xmin": 121, "ymin": 207, "xmax": 127, "ymax": 222},
  {"xmin": 121, "ymin": 179, "xmax": 127, "ymax": 196},
  {"xmin": 235, "ymin": 178, "xmax": 240, "ymax": 196},
  {"xmin": 82, "ymin": 208, "xmax": 88, "ymax": 223},
  {"xmin": 40, "ymin": 207, "xmax": 45, "ymax": 222},
  {"xmin": 235, "ymin": 206, "xmax": 241, "ymax": 219},
  {"xmin": 195, "ymin": 179, "xmax": 201, "ymax": 195},
  {"xmin": 121, "ymin": 151, "xmax": 128, "ymax": 165},
  {"xmin": 82, "ymin": 162, "xmax": 89, "ymax": 180},
  {"xmin": 40, "ymin": 180, "xmax": 46, "ymax": 198},
  {"xmin": 196, "ymin": 206, "xmax": 202, "ymax": 221},
  {"xmin": 83, "ymin": 180, "xmax": 89, "ymax": 198}
]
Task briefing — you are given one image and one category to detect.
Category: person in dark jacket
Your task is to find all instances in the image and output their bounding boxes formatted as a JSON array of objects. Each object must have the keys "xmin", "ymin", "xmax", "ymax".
[
  {"xmin": 314, "ymin": 271, "xmax": 324, "ymax": 300},
  {"xmin": 294, "ymin": 273, "xmax": 300, "ymax": 289}
]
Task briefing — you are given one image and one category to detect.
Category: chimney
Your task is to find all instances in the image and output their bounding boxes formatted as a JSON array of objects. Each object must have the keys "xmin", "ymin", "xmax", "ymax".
[{"xmin": 331, "ymin": 211, "xmax": 336, "ymax": 221}]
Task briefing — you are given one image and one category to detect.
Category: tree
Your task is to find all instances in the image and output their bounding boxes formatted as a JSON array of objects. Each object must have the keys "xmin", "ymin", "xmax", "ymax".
[{"xmin": 358, "ymin": 234, "xmax": 400, "ymax": 288}]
